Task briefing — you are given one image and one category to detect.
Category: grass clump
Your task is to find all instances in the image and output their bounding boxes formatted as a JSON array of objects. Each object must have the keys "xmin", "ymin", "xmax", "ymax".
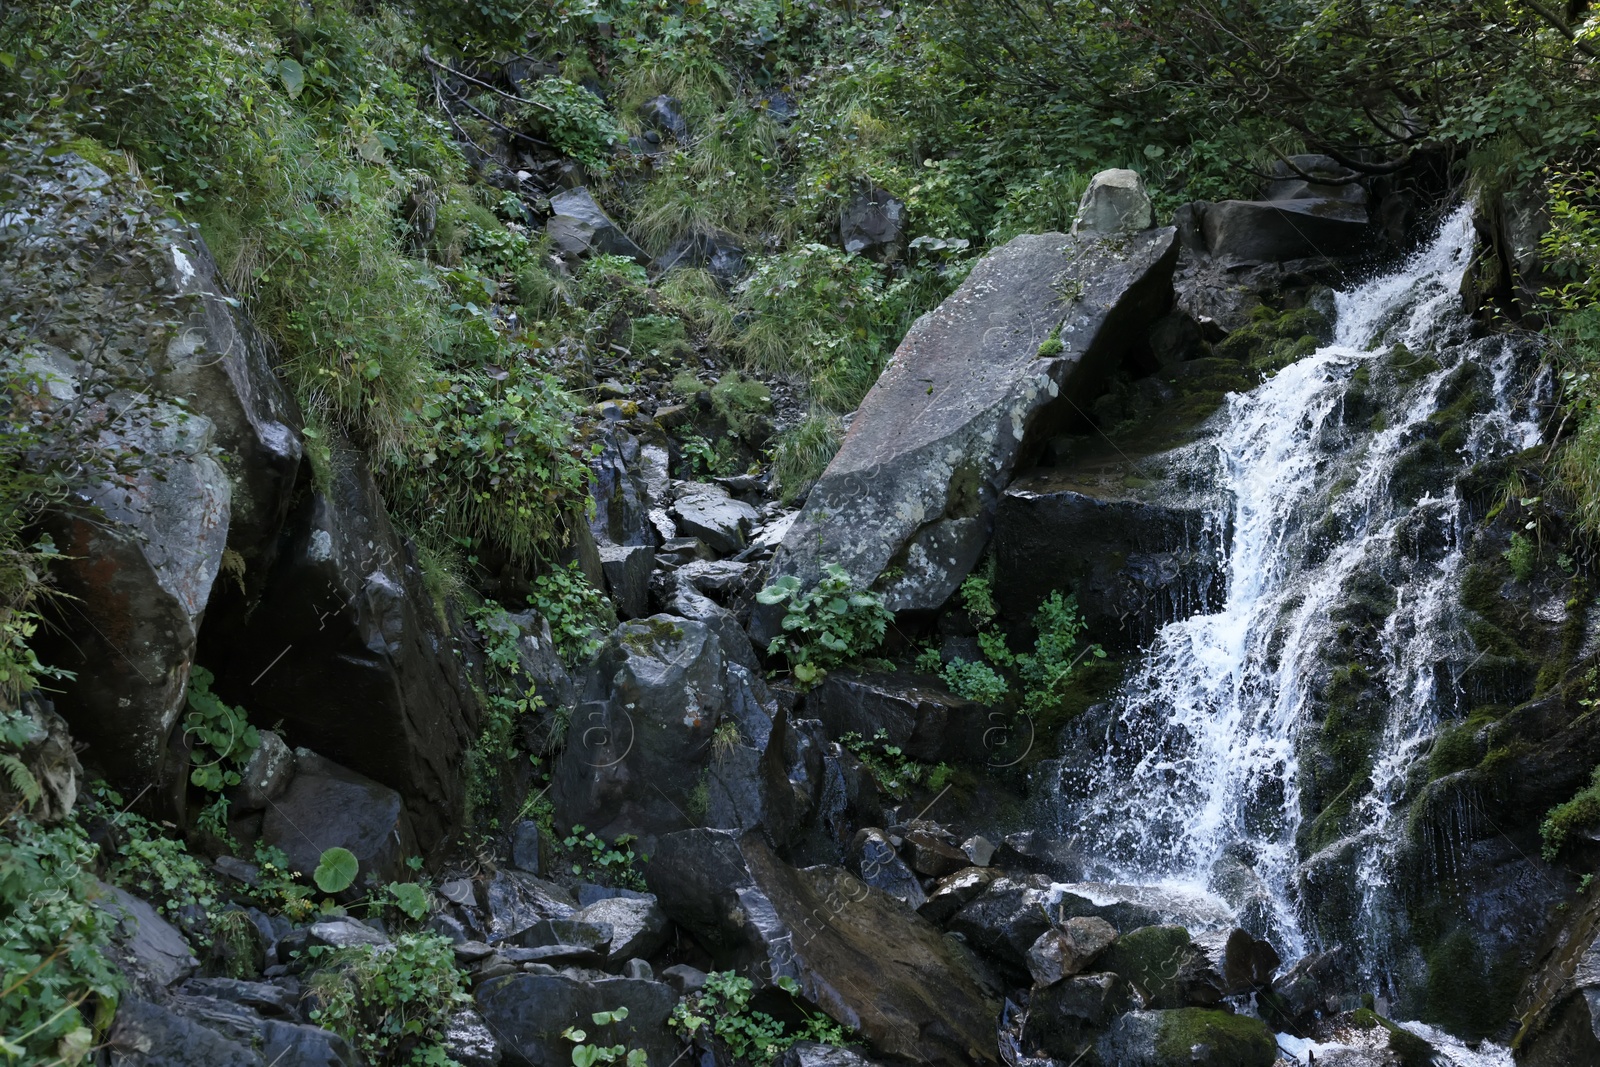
[
  {"xmin": 771, "ymin": 415, "xmax": 842, "ymax": 503},
  {"xmin": 1541, "ymin": 764, "xmax": 1600, "ymax": 861},
  {"xmin": 305, "ymin": 933, "xmax": 470, "ymax": 1066}
]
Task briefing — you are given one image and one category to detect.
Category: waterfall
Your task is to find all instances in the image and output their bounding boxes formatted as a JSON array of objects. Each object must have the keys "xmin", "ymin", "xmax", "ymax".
[{"xmin": 1051, "ymin": 205, "xmax": 1543, "ymax": 976}]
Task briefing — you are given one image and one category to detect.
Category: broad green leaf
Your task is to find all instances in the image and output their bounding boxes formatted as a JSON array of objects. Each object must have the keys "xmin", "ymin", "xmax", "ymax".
[{"xmin": 312, "ymin": 846, "xmax": 358, "ymax": 893}]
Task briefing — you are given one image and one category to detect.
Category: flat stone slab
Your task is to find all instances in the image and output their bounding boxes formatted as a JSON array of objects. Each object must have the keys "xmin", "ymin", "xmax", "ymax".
[{"xmin": 758, "ymin": 227, "xmax": 1178, "ymax": 630}]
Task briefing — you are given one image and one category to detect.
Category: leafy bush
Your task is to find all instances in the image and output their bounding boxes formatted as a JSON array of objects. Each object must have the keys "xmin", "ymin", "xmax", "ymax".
[
  {"xmin": 670, "ymin": 971, "xmax": 847, "ymax": 1064},
  {"xmin": 183, "ymin": 667, "xmax": 260, "ymax": 793},
  {"xmin": 521, "ymin": 76, "xmax": 624, "ymax": 170},
  {"xmin": 1017, "ymin": 592, "xmax": 1106, "ymax": 715},
  {"xmin": 941, "ymin": 658, "xmax": 1010, "ymax": 705},
  {"xmin": 757, "ymin": 564, "xmax": 892, "ymax": 687},
  {"xmin": 1503, "ymin": 533, "xmax": 1538, "ymax": 582},
  {"xmin": 838, "ymin": 730, "xmax": 952, "ymax": 801},
  {"xmin": 561, "ymin": 825, "xmax": 646, "ymax": 891},
  {"xmin": 528, "ymin": 563, "xmax": 613, "ymax": 667},
  {"xmin": 306, "ymin": 933, "xmax": 470, "ymax": 1066}
]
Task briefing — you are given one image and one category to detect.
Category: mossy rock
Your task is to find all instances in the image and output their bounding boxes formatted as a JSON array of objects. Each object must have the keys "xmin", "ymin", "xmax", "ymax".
[
  {"xmin": 1099, "ymin": 925, "xmax": 1193, "ymax": 1005},
  {"xmin": 1214, "ymin": 305, "xmax": 1332, "ymax": 372},
  {"xmin": 631, "ymin": 314, "xmax": 692, "ymax": 358},
  {"xmin": 1100, "ymin": 1008, "xmax": 1277, "ymax": 1067},
  {"xmin": 1426, "ymin": 721, "xmax": 1486, "ymax": 780}
]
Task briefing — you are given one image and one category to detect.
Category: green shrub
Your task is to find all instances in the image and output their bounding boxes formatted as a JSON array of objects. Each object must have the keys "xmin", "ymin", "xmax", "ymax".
[
  {"xmin": 1017, "ymin": 592, "xmax": 1106, "ymax": 715},
  {"xmin": 941, "ymin": 658, "xmax": 1010, "ymax": 705},
  {"xmin": 528, "ymin": 563, "xmax": 613, "ymax": 667},
  {"xmin": 183, "ymin": 667, "xmax": 260, "ymax": 793},
  {"xmin": 756, "ymin": 564, "xmax": 893, "ymax": 687},
  {"xmin": 305, "ymin": 933, "xmax": 470, "ymax": 1066},
  {"xmin": 1542, "ymin": 765, "xmax": 1600, "ymax": 861},
  {"xmin": 710, "ymin": 371, "xmax": 773, "ymax": 439},
  {"xmin": 1503, "ymin": 533, "xmax": 1538, "ymax": 582},
  {"xmin": 520, "ymin": 76, "xmax": 624, "ymax": 170},
  {"xmin": 670, "ymin": 971, "xmax": 847, "ymax": 1065}
]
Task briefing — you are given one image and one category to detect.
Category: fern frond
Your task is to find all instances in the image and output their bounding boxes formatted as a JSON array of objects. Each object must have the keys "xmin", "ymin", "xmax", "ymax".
[{"xmin": 0, "ymin": 751, "xmax": 41, "ymax": 805}]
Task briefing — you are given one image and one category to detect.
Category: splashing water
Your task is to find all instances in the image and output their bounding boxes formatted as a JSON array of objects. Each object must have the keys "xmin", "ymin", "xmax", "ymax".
[{"xmin": 1052, "ymin": 205, "xmax": 1543, "ymax": 972}]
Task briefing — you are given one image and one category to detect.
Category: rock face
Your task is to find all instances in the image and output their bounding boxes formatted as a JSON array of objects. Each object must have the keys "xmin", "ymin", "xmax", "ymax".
[
  {"xmin": 993, "ymin": 468, "xmax": 1227, "ymax": 650},
  {"xmin": 546, "ymin": 187, "xmax": 647, "ymax": 262},
  {"xmin": 1073, "ymin": 169, "xmax": 1154, "ymax": 236},
  {"xmin": 759, "ymin": 227, "xmax": 1179, "ymax": 626},
  {"xmin": 476, "ymin": 972, "xmax": 679, "ymax": 1067},
  {"xmin": 550, "ymin": 616, "xmax": 795, "ymax": 847},
  {"xmin": 204, "ymin": 443, "xmax": 477, "ymax": 854},
  {"xmin": 647, "ymin": 828, "xmax": 1001, "ymax": 1066},
  {"xmin": 1096, "ymin": 1008, "xmax": 1277, "ymax": 1067}
]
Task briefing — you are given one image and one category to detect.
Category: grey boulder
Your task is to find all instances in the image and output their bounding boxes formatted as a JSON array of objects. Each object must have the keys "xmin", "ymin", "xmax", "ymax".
[
  {"xmin": 670, "ymin": 482, "xmax": 758, "ymax": 555},
  {"xmin": 839, "ymin": 184, "xmax": 905, "ymax": 260},
  {"xmin": 261, "ymin": 749, "xmax": 414, "ymax": 888},
  {"xmin": 1199, "ymin": 197, "xmax": 1370, "ymax": 265},
  {"xmin": 475, "ymin": 972, "xmax": 678, "ymax": 1067},
  {"xmin": 546, "ymin": 187, "xmax": 647, "ymax": 262},
  {"xmin": 1073, "ymin": 168, "xmax": 1153, "ymax": 236},
  {"xmin": 758, "ymin": 226, "xmax": 1179, "ymax": 627}
]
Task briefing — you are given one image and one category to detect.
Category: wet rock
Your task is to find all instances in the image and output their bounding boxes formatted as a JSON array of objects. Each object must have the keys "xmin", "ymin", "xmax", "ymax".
[
  {"xmin": 670, "ymin": 482, "xmax": 758, "ymax": 555},
  {"xmin": 1026, "ymin": 917, "xmax": 1119, "ymax": 986},
  {"xmin": 1073, "ymin": 168, "xmax": 1153, "ymax": 236},
  {"xmin": 807, "ymin": 672, "xmax": 991, "ymax": 766},
  {"xmin": 661, "ymin": 963, "xmax": 707, "ymax": 995},
  {"xmin": 839, "ymin": 184, "xmax": 906, "ymax": 260},
  {"xmin": 919, "ymin": 866, "xmax": 1002, "ymax": 926},
  {"xmin": 1096, "ymin": 1008, "xmax": 1277, "ymax": 1067},
  {"xmin": 307, "ymin": 917, "xmax": 390, "ymax": 950},
  {"xmin": 1098, "ymin": 925, "xmax": 1223, "ymax": 1009},
  {"xmin": 181, "ymin": 978, "xmax": 299, "ymax": 1018},
  {"xmin": 484, "ymin": 871, "xmax": 578, "ymax": 944},
  {"xmin": 504, "ymin": 611, "xmax": 577, "ymax": 713},
  {"xmin": 98, "ymin": 883, "xmax": 196, "ymax": 994},
  {"xmin": 261, "ymin": 1020, "xmax": 360, "ymax": 1067},
  {"xmin": 994, "ymin": 470, "xmax": 1227, "ymax": 652},
  {"xmin": 948, "ymin": 875, "xmax": 1056, "ymax": 980},
  {"xmin": 992, "ymin": 832, "xmax": 1085, "ymax": 883},
  {"xmin": 962, "ymin": 835, "xmax": 996, "ymax": 867},
  {"xmin": 656, "ymin": 228, "xmax": 748, "ymax": 286},
  {"xmin": 647, "ymin": 828, "xmax": 1001, "ymax": 1066},
  {"xmin": 1260, "ymin": 945, "xmax": 1351, "ymax": 1028},
  {"xmin": 901, "ymin": 828, "xmax": 969, "ymax": 878},
  {"xmin": 261, "ymin": 750, "xmax": 413, "ymax": 888},
  {"xmin": 205, "ymin": 440, "xmax": 477, "ymax": 854},
  {"xmin": 849, "ymin": 828, "xmax": 926, "ymax": 909},
  {"xmin": 588, "ymin": 424, "xmax": 654, "ymax": 549},
  {"xmin": 758, "ymin": 226, "xmax": 1179, "ymax": 628},
  {"xmin": 1051, "ymin": 882, "xmax": 1225, "ymax": 933},
  {"xmin": 106, "ymin": 997, "xmax": 264, "ymax": 1066},
  {"xmin": 509, "ymin": 821, "xmax": 543, "ymax": 875},
  {"xmin": 545, "ymin": 187, "xmax": 647, "ymax": 261},
  {"xmin": 1021, "ymin": 972, "xmax": 1134, "ymax": 1061},
  {"xmin": 1200, "ymin": 197, "xmax": 1369, "ymax": 265},
  {"xmin": 572, "ymin": 895, "xmax": 669, "ymax": 963},
  {"xmin": 1189, "ymin": 928, "xmax": 1279, "ymax": 996},
  {"xmin": 550, "ymin": 616, "xmax": 787, "ymax": 847},
  {"xmin": 475, "ymin": 972, "xmax": 678, "ymax": 1067}
]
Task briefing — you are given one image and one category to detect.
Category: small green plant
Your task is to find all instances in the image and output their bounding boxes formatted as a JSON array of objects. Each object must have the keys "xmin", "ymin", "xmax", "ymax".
[
  {"xmin": 757, "ymin": 564, "xmax": 892, "ymax": 688},
  {"xmin": 563, "ymin": 1006, "xmax": 649, "ymax": 1067},
  {"xmin": 94, "ymin": 788, "xmax": 220, "ymax": 921},
  {"xmin": 771, "ymin": 414, "xmax": 841, "ymax": 503},
  {"xmin": 183, "ymin": 666, "xmax": 259, "ymax": 792},
  {"xmin": 1541, "ymin": 765, "xmax": 1600, "ymax": 861},
  {"xmin": 670, "ymin": 971, "xmax": 847, "ymax": 1064},
  {"xmin": 305, "ymin": 933, "xmax": 469, "ymax": 1066},
  {"xmin": 710, "ymin": 370, "xmax": 773, "ymax": 439},
  {"xmin": 562, "ymin": 825, "xmax": 647, "ymax": 890},
  {"xmin": 838, "ymin": 730, "xmax": 950, "ymax": 801},
  {"xmin": 1016, "ymin": 592, "xmax": 1106, "ymax": 716},
  {"xmin": 712, "ymin": 721, "xmax": 742, "ymax": 762},
  {"xmin": 314, "ymin": 847, "xmax": 360, "ymax": 894},
  {"xmin": 680, "ymin": 432, "xmax": 732, "ymax": 477},
  {"xmin": 1035, "ymin": 323, "xmax": 1065, "ymax": 358},
  {"xmin": 1504, "ymin": 532, "xmax": 1538, "ymax": 582},
  {"xmin": 528, "ymin": 563, "xmax": 612, "ymax": 667},
  {"xmin": 941, "ymin": 658, "xmax": 1011, "ymax": 705}
]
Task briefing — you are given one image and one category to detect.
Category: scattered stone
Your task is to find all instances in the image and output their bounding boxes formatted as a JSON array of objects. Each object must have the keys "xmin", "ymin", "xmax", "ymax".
[
  {"xmin": 1072, "ymin": 168, "xmax": 1153, "ymax": 236},
  {"xmin": 670, "ymin": 482, "xmax": 758, "ymax": 555},
  {"xmin": 639, "ymin": 95, "xmax": 689, "ymax": 141},
  {"xmin": 181, "ymin": 978, "xmax": 298, "ymax": 1018},
  {"xmin": 484, "ymin": 870, "xmax": 578, "ymax": 944},
  {"xmin": 233, "ymin": 731, "xmax": 295, "ymax": 813},
  {"xmin": 778, "ymin": 1043, "xmax": 886, "ymax": 1067},
  {"xmin": 1025, "ymin": 917, "xmax": 1119, "ymax": 986},
  {"xmin": 656, "ymin": 228, "xmax": 748, "ymax": 286},
  {"xmin": 661, "ymin": 963, "xmax": 707, "ymax": 995},
  {"xmin": 440, "ymin": 878, "xmax": 478, "ymax": 908},
  {"xmin": 919, "ymin": 867, "xmax": 1002, "ymax": 926},
  {"xmin": 948, "ymin": 875, "xmax": 1056, "ymax": 979},
  {"xmin": 623, "ymin": 959, "xmax": 654, "ymax": 981},
  {"xmin": 962, "ymin": 835, "xmax": 996, "ymax": 868},
  {"xmin": 1200, "ymin": 197, "xmax": 1369, "ymax": 265},
  {"xmin": 598, "ymin": 543, "xmax": 654, "ymax": 619},
  {"xmin": 308, "ymin": 917, "xmax": 390, "ymax": 951},
  {"xmin": 1189, "ymin": 928, "xmax": 1280, "ymax": 996},
  {"xmin": 808, "ymin": 672, "xmax": 990, "ymax": 766},
  {"xmin": 546, "ymin": 187, "xmax": 647, "ymax": 261},
  {"xmin": 901, "ymin": 829, "xmax": 969, "ymax": 878},
  {"xmin": 261, "ymin": 1019, "xmax": 361, "ymax": 1067},
  {"xmin": 572, "ymin": 895, "xmax": 669, "ymax": 962},
  {"xmin": 574, "ymin": 883, "xmax": 652, "ymax": 907},
  {"xmin": 1265, "ymin": 154, "xmax": 1367, "ymax": 205},
  {"xmin": 849, "ymin": 828, "xmax": 927, "ymax": 909}
]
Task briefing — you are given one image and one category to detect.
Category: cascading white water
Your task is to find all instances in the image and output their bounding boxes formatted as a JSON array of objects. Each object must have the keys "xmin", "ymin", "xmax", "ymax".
[{"xmin": 1055, "ymin": 205, "xmax": 1543, "ymax": 972}]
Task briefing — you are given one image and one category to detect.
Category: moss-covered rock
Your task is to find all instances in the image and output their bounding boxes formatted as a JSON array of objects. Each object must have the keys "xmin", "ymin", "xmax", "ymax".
[{"xmin": 1097, "ymin": 1008, "xmax": 1277, "ymax": 1067}]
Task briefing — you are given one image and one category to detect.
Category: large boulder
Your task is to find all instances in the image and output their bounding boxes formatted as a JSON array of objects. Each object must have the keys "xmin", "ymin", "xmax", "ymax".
[
  {"xmin": 670, "ymin": 482, "xmax": 757, "ymax": 556},
  {"xmin": 1073, "ymin": 168, "xmax": 1153, "ymax": 236},
  {"xmin": 647, "ymin": 828, "xmax": 1001, "ymax": 1066},
  {"xmin": 656, "ymin": 227, "xmax": 747, "ymax": 286},
  {"xmin": 757, "ymin": 226, "xmax": 1179, "ymax": 629},
  {"xmin": 549, "ymin": 616, "xmax": 796, "ymax": 848},
  {"xmin": 546, "ymin": 187, "xmax": 647, "ymax": 262},
  {"xmin": 1095, "ymin": 1008, "xmax": 1277, "ymax": 1067},
  {"xmin": 475, "ymin": 972, "xmax": 679, "ymax": 1067},
  {"xmin": 807, "ymin": 672, "xmax": 991, "ymax": 767},
  {"xmin": 97, "ymin": 882, "xmax": 197, "ymax": 994},
  {"xmin": 1199, "ymin": 197, "xmax": 1370, "ymax": 265},
  {"xmin": 1021, "ymin": 972, "xmax": 1134, "ymax": 1061},
  {"xmin": 260, "ymin": 749, "xmax": 414, "ymax": 888},
  {"xmin": 202, "ymin": 442, "xmax": 478, "ymax": 854},
  {"xmin": 993, "ymin": 469, "xmax": 1228, "ymax": 651},
  {"xmin": 105, "ymin": 997, "xmax": 264, "ymax": 1066}
]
